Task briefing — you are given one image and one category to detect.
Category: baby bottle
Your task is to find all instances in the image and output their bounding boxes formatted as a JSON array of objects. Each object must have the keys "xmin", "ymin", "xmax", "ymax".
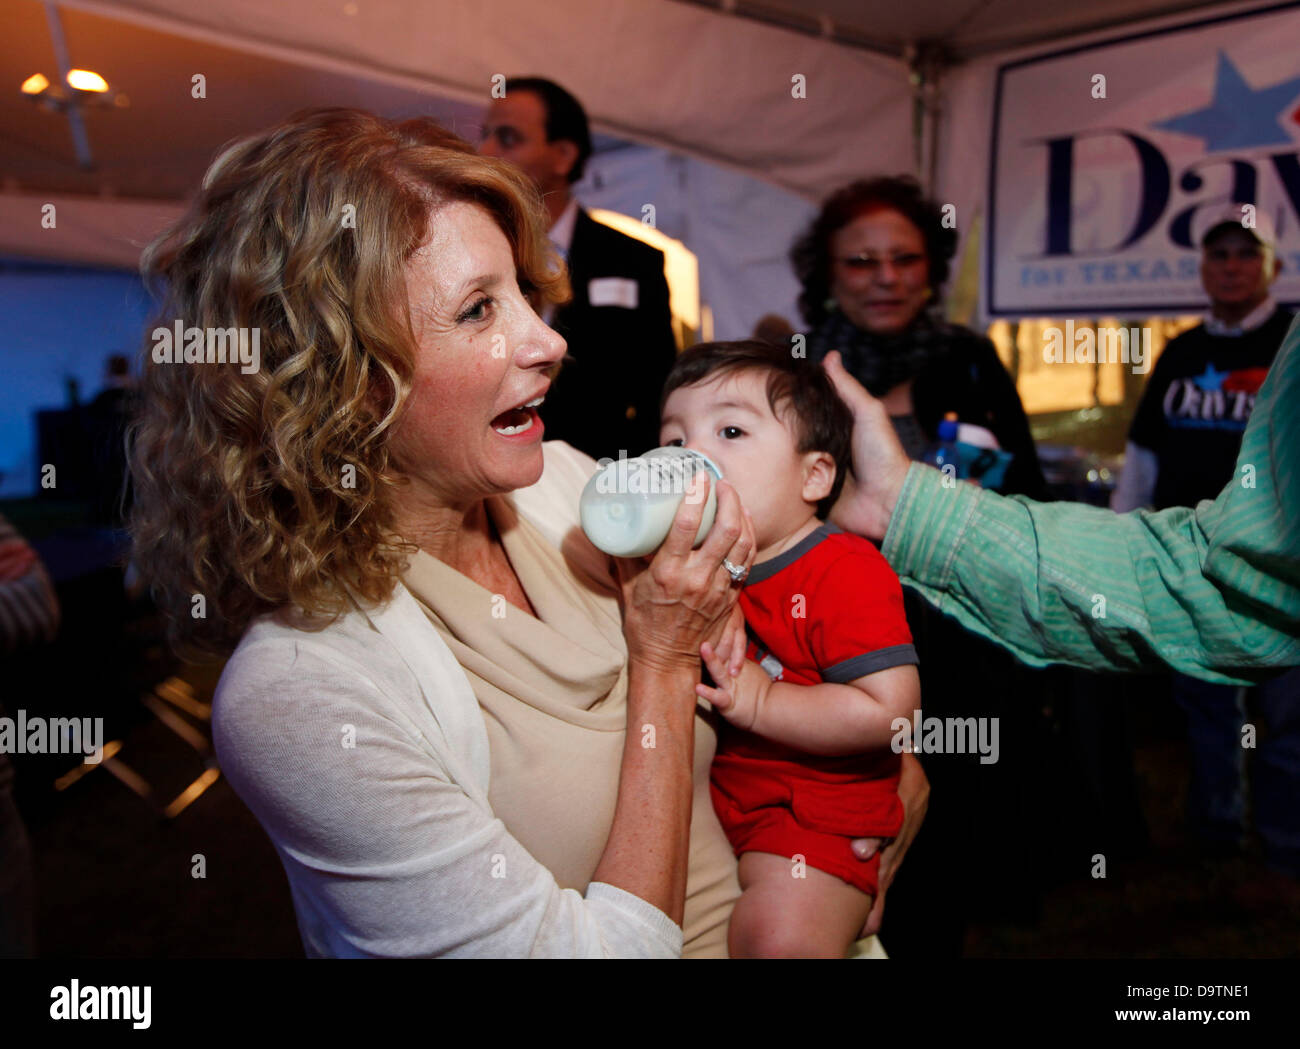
[{"xmin": 579, "ymin": 447, "xmax": 723, "ymax": 558}]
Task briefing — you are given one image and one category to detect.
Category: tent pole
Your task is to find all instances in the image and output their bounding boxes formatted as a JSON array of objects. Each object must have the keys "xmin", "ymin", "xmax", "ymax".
[
  {"xmin": 905, "ymin": 43, "xmax": 947, "ymax": 194},
  {"xmin": 43, "ymin": 3, "xmax": 94, "ymax": 170}
]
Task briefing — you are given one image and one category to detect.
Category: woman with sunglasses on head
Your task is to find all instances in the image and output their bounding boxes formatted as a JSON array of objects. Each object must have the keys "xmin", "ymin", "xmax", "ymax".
[{"xmin": 793, "ymin": 176, "xmax": 1045, "ymax": 499}]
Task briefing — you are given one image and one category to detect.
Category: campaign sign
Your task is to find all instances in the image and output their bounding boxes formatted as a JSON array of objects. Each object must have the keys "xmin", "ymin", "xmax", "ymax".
[{"xmin": 988, "ymin": 2, "xmax": 1300, "ymax": 316}]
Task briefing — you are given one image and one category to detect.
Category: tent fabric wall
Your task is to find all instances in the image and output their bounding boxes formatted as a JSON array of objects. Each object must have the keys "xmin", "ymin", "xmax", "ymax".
[
  {"xmin": 0, "ymin": 192, "xmax": 182, "ymax": 270},
  {"xmin": 1, "ymin": 150, "xmax": 819, "ymax": 345},
  {"xmin": 577, "ymin": 145, "xmax": 816, "ymax": 340}
]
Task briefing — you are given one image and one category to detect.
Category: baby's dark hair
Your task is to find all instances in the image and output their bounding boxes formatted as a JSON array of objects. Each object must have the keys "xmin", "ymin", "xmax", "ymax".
[{"xmin": 660, "ymin": 339, "xmax": 852, "ymax": 519}]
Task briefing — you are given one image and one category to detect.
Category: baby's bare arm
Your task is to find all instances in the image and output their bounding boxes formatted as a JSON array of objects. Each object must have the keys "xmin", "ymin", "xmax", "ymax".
[
  {"xmin": 748, "ymin": 664, "xmax": 919, "ymax": 755},
  {"xmin": 698, "ymin": 638, "xmax": 920, "ymax": 756}
]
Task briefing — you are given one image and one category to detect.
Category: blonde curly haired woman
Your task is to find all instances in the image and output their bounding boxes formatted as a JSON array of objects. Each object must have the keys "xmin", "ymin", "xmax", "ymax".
[{"xmin": 129, "ymin": 108, "xmax": 925, "ymax": 957}]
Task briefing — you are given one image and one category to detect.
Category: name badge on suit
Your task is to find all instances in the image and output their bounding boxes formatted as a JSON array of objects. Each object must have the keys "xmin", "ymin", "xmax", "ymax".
[{"xmin": 588, "ymin": 277, "xmax": 639, "ymax": 309}]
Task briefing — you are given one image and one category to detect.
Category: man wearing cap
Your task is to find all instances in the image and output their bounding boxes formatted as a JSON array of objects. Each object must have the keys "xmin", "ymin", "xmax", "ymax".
[
  {"xmin": 479, "ymin": 77, "xmax": 678, "ymax": 462},
  {"xmin": 1113, "ymin": 209, "xmax": 1290, "ymax": 514},
  {"xmin": 1112, "ymin": 206, "xmax": 1297, "ymax": 883}
]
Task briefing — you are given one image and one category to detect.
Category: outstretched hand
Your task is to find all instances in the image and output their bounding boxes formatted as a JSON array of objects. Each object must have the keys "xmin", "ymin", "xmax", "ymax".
[{"xmin": 821, "ymin": 351, "xmax": 913, "ymax": 543}]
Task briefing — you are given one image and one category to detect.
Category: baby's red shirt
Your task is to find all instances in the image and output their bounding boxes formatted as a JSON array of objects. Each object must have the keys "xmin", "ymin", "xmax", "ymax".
[
  {"xmin": 709, "ymin": 522, "xmax": 917, "ymax": 874},
  {"xmin": 722, "ymin": 522, "xmax": 917, "ymax": 772}
]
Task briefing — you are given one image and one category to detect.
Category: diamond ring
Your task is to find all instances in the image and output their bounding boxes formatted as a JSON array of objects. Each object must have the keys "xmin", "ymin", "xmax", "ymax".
[{"xmin": 723, "ymin": 558, "xmax": 748, "ymax": 583}]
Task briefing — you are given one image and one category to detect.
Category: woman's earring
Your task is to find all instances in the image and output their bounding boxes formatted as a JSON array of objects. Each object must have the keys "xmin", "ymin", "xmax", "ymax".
[
  {"xmin": 923, "ymin": 287, "xmax": 934, "ymax": 300},
  {"xmin": 824, "ymin": 296, "xmax": 838, "ymax": 313}
]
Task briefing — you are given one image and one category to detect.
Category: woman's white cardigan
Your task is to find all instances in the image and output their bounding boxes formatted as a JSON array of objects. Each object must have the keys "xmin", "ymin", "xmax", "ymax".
[{"xmin": 212, "ymin": 442, "xmax": 683, "ymax": 958}]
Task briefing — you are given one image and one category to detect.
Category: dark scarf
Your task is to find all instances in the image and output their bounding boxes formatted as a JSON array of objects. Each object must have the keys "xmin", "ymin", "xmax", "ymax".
[{"xmin": 806, "ymin": 306, "xmax": 954, "ymax": 397}]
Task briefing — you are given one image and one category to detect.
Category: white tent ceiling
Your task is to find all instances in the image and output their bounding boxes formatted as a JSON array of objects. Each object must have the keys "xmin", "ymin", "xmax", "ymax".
[
  {"xmin": 679, "ymin": 0, "xmax": 1232, "ymax": 59},
  {"xmin": 0, "ymin": 0, "xmax": 1266, "ymax": 271}
]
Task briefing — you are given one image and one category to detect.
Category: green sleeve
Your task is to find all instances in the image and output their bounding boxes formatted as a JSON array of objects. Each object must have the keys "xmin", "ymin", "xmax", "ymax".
[{"xmin": 881, "ymin": 317, "xmax": 1300, "ymax": 685}]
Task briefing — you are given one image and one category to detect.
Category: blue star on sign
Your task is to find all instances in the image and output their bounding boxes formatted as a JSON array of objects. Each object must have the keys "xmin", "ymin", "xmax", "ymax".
[
  {"xmin": 1193, "ymin": 363, "xmax": 1230, "ymax": 392},
  {"xmin": 1152, "ymin": 51, "xmax": 1300, "ymax": 152}
]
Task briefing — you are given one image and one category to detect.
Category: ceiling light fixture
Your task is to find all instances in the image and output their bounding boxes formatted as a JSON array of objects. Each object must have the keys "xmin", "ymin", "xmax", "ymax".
[
  {"xmin": 66, "ymin": 69, "xmax": 109, "ymax": 93},
  {"xmin": 19, "ymin": 4, "xmax": 129, "ymax": 169}
]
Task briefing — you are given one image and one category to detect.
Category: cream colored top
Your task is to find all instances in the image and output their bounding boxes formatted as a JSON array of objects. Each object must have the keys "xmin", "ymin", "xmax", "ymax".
[
  {"xmin": 214, "ymin": 442, "xmax": 714, "ymax": 957},
  {"xmin": 401, "ymin": 444, "xmax": 740, "ymax": 957},
  {"xmin": 214, "ymin": 440, "xmax": 885, "ymax": 957}
]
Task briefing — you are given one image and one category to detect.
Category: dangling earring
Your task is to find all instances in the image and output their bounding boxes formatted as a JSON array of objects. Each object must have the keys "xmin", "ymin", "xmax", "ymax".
[
  {"xmin": 824, "ymin": 296, "xmax": 838, "ymax": 313},
  {"xmin": 923, "ymin": 286, "xmax": 934, "ymax": 300}
]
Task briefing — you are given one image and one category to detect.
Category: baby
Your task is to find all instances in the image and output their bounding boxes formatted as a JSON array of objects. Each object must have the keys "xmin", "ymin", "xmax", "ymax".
[{"xmin": 659, "ymin": 339, "xmax": 921, "ymax": 959}]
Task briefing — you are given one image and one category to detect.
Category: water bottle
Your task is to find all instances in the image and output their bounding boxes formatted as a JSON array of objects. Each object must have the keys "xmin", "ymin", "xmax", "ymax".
[
  {"xmin": 579, "ymin": 447, "xmax": 723, "ymax": 558},
  {"xmin": 953, "ymin": 421, "xmax": 1000, "ymax": 452},
  {"xmin": 922, "ymin": 412, "xmax": 963, "ymax": 479}
]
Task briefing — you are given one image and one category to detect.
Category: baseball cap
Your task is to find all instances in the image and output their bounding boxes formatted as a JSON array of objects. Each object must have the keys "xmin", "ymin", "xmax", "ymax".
[{"xmin": 1193, "ymin": 204, "xmax": 1278, "ymax": 249}]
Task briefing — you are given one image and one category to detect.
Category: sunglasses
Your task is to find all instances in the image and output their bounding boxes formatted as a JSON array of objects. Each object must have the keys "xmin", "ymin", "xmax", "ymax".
[{"xmin": 834, "ymin": 252, "xmax": 927, "ymax": 274}]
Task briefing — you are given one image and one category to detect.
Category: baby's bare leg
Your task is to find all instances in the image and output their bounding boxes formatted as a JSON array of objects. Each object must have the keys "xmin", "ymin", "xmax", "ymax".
[{"xmin": 728, "ymin": 851, "xmax": 874, "ymax": 958}]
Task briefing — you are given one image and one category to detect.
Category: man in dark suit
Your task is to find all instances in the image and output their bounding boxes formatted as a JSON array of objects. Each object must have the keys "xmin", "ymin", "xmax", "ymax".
[{"xmin": 479, "ymin": 77, "xmax": 678, "ymax": 461}]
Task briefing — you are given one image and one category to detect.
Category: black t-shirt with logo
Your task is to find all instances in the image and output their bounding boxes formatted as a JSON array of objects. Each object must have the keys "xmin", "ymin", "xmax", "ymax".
[{"xmin": 1129, "ymin": 307, "xmax": 1294, "ymax": 510}]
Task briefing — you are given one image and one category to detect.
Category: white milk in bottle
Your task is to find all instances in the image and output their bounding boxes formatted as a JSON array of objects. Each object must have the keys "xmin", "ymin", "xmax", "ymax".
[{"xmin": 579, "ymin": 447, "xmax": 723, "ymax": 558}]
